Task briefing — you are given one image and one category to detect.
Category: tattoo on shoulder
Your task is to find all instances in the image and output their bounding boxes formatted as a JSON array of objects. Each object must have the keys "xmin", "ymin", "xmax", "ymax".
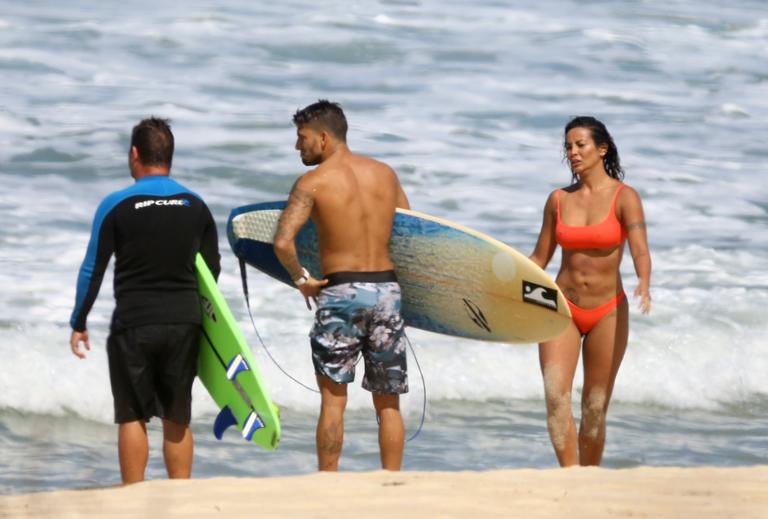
[
  {"xmin": 289, "ymin": 181, "xmax": 314, "ymax": 209},
  {"xmin": 626, "ymin": 221, "xmax": 646, "ymax": 232},
  {"xmin": 275, "ymin": 182, "xmax": 314, "ymax": 242}
]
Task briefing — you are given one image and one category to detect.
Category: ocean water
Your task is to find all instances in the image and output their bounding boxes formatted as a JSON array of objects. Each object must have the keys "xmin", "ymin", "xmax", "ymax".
[{"xmin": 1, "ymin": 0, "xmax": 767, "ymax": 495}]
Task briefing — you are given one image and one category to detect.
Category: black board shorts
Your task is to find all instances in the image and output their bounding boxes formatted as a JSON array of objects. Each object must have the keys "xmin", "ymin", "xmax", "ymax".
[{"xmin": 107, "ymin": 323, "xmax": 200, "ymax": 424}]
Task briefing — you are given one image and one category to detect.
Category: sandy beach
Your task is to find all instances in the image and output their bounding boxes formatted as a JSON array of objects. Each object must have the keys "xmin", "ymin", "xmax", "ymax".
[{"xmin": 2, "ymin": 466, "xmax": 766, "ymax": 519}]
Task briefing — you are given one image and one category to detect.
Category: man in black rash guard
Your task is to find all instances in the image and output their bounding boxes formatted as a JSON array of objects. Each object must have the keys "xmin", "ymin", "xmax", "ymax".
[{"xmin": 68, "ymin": 117, "xmax": 220, "ymax": 485}]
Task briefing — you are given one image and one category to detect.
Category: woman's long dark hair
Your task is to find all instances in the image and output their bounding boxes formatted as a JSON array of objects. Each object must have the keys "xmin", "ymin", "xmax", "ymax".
[{"xmin": 564, "ymin": 116, "xmax": 624, "ymax": 183}]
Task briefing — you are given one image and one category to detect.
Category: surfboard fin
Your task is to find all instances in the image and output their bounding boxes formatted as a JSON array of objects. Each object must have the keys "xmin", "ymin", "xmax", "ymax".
[
  {"xmin": 242, "ymin": 411, "xmax": 265, "ymax": 441},
  {"xmin": 213, "ymin": 406, "xmax": 238, "ymax": 440},
  {"xmin": 225, "ymin": 354, "xmax": 250, "ymax": 380},
  {"xmin": 213, "ymin": 407, "xmax": 265, "ymax": 442}
]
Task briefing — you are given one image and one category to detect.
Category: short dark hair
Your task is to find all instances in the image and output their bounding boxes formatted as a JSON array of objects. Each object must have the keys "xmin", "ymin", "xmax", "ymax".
[
  {"xmin": 564, "ymin": 116, "xmax": 624, "ymax": 182},
  {"xmin": 130, "ymin": 117, "xmax": 174, "ymax": 168},
  {"xmin": 292, "ymin": 100, "xmax": 348, "ymax": 142}
]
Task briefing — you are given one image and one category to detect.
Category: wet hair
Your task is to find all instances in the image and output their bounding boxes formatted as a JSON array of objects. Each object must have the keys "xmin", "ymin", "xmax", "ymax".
[
  {"xmin": 564, "ymin": 116, "xmax": 624, "ymax": 182},
  {"xmin": 292, "ymin": 99, "xmax": 348, "ymax": 142},
  {"xmin": 130, "ymin": 117, "xmax": 174, "ymax": 168}
]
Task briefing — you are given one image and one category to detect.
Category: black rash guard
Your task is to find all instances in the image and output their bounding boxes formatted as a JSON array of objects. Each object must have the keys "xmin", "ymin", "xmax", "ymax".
[{"xmin": 70, "ymin": 175, "xmax": 221, "ymax": 332}]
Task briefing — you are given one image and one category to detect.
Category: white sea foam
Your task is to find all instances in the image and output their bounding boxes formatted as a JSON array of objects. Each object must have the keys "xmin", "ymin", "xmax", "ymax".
[{"xmin": 2, "ymin": 244, "xmax": 765, "ymax": 423}]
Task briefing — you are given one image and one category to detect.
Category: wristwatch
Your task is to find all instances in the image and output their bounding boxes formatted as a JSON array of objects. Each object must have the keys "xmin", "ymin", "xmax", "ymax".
[{"xmin": 293, "ymin": 267, "xmax": 310, "ymax": 286}]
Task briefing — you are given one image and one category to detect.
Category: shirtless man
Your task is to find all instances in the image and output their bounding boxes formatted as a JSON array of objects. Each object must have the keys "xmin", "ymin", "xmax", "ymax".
[{"xmin": 273, "ymin": 100, "xmax": 410, "ymax": 471}]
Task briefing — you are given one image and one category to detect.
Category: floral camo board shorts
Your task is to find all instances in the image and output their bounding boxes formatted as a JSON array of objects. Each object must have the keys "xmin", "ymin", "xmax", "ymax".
[{"xmin": 309, "ymin": 271, "xmax": 408, "ymax": 394}]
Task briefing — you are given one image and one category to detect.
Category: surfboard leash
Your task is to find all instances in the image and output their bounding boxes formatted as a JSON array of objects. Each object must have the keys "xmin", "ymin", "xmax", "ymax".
[
  {"xmin": 403, "ymin": 331, "xmax": 427, "ymax": 443},
  {"xmin": 239, "ymin": 258, "xmax": 320, "ymax": 394},
  {"xmin": 238, "ymin": 258, "xmax": 428, "ymax": 441}
]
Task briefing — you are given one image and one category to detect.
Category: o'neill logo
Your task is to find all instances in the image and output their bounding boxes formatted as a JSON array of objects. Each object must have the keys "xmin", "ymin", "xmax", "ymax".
[
  {"xmin": 522, "ymin": 281, "xmax": 558, "ymax": 311},
  {"xmin": 135, "ymin": 199, "xmax": 190, "ymax": 210},
  {"xmin": 201, "ymin": 296, "xmax": 216, "ymax": 322},
  {"xmin": 462, "ymin": 298, "xmax": 491, "ymax": 333}
]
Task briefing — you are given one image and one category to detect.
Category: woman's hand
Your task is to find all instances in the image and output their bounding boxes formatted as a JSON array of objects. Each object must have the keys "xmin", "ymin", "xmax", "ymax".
[{"xmin": 634, "ymin": 281, "xmax": 651, "ymax": 314}]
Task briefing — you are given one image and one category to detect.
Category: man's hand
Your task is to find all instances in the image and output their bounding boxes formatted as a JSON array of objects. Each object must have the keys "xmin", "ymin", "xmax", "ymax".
[
  {"xmin": 70, "ymin": 330, "xmax": 91, "ymax": 359},
  {"xmin": 299, "ymin": 277, "xmax": 329, "ymax": 310}
]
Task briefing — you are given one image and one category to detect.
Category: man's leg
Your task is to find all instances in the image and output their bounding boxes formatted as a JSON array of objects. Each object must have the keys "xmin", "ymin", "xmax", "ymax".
[
  {"xmin": 118, "ymin": 420, "xmax": 148, "ymax": 484},
  {"xmin": 156, "ymin": 324, "xmax": 199, "ymax": 479},
  {"xmin": 316, "ymin": 375, "xmax": 348, "ymax": 471},
  {"xmin": 162, "ymin": 419, "xmax": 193, "ymax": 478},
  {"xmin": 372, "ymin": 393, "xmax": 404, "ymax": 470}
]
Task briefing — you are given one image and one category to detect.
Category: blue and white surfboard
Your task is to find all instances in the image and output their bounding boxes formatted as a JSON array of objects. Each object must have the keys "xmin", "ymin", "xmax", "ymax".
[{"xmin": 228, "ymin": 201, "xmax": 570, "ymax": 343}]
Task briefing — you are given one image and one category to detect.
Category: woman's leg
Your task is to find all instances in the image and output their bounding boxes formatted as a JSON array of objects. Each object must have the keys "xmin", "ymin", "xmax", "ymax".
[
  {"xmin": 539, "ymin": 323, "xmax": 582, "ymax": 466},
  {"xmin": 579, "ymin": 297, "xmax": 629, "ymax": 466}
]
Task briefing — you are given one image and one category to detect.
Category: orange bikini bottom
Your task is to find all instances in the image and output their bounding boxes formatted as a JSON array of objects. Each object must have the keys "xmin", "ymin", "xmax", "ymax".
[{"xmin": 566, "ymin": 292, "xmax": 626, "ymax": 335}]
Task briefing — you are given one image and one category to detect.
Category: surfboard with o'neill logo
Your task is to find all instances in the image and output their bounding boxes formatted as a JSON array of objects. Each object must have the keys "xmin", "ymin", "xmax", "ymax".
[
  {"xmin": 195, "ymin": 254, "xmax": 280, "ymax": 450},
  {"xmin": 228, "ymin": 202, "xmax": 571, "ymax": 343}
]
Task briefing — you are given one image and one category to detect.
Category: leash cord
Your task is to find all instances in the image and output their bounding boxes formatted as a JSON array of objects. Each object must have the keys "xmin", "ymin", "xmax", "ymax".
[{"xmin": 238, "ymin": 259, "xmax": 427, "ymax": 442}]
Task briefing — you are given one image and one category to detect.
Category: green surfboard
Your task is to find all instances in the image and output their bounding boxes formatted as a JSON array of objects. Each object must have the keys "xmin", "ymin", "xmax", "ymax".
[{"xmin": 195, "ymin": 253, "xmax": 281, "ymax": 450}]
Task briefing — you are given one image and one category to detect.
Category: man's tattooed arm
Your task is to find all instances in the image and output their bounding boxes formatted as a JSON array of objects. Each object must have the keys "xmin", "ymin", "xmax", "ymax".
[{"xmin": 274, "ymin": 179, "xmax": 315, "ymax": 280}]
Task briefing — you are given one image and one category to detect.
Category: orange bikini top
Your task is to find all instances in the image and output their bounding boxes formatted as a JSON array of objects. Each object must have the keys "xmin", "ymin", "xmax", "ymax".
[{"xmin": 555, "ymin": 184, "xmax": 626, "ymax": 250}]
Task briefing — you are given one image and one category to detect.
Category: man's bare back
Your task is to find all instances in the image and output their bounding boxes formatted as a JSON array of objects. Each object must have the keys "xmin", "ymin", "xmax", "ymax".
[
  {"xmin": 274, "ymin": 113, "xmax": 408, "ymax": 288},
  {"xmin": 301, "ymin": 151, "xmax": 409, "ymax": 275}
]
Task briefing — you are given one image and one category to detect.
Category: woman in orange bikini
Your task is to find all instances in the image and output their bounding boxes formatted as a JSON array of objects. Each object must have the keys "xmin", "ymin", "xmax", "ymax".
[{"xmin": 530, "ymin": 116, "xmax": 652, "ymax": 466}]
